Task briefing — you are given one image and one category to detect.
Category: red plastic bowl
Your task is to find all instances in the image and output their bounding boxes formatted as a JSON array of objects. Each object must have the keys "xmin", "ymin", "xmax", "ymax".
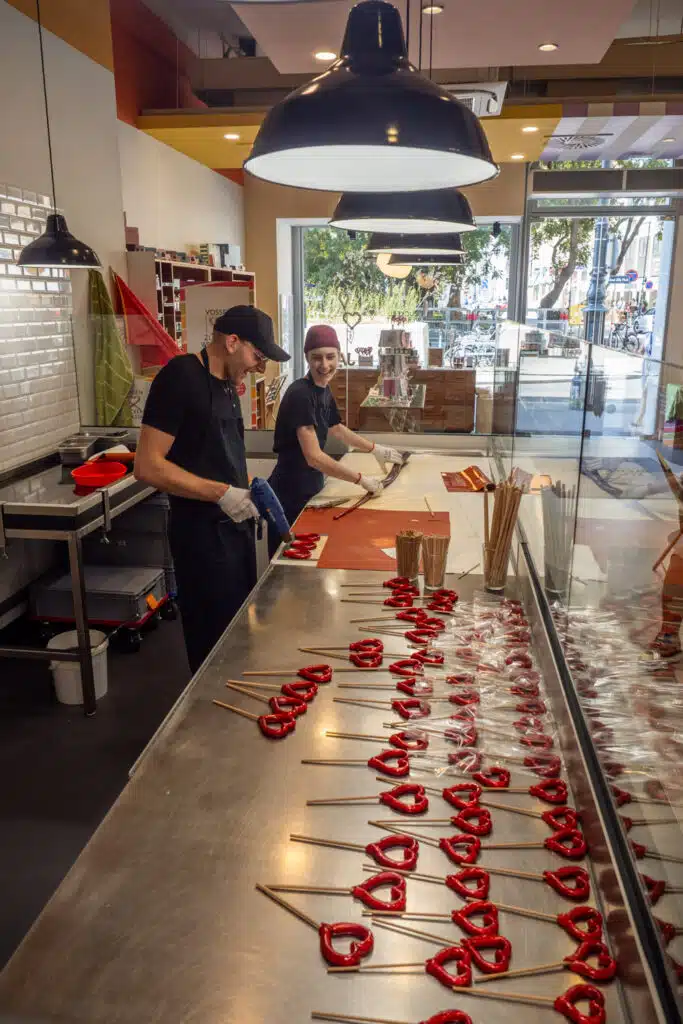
[{"xmin": 71, "ymin": 460, "xmax": 128, "ymax": 490}]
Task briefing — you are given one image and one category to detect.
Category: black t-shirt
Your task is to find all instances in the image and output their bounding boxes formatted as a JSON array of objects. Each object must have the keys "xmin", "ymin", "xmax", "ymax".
[
  {"xmin": 270, "ymin": 373, "xmax": 341, "ymax": 503},
  {"xmin": 142, "ymin": 354, "xmax": 249, "ymax": 515}
]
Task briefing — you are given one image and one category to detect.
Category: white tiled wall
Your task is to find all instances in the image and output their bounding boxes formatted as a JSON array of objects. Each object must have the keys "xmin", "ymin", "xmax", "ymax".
[{"xmin": 0, "ymin": 182, "xmax": 78, "ymax": 474}]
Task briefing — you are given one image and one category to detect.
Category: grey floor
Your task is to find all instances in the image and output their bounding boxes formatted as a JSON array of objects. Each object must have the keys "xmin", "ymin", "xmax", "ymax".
[{"xmin": 0, "ymin": 615, "xmax": 190, "ymax": 968}]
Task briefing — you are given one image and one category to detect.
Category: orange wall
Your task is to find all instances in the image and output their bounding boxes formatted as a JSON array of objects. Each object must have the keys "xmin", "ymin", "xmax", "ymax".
[{"xmin": 6, "ymin": 0, "xmax": 114, "ymax": 71}]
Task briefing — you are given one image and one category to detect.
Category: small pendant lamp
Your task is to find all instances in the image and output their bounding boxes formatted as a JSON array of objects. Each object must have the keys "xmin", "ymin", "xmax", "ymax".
[
  {"xmin": 365, "ymin": 232, "xmax": 464, "ymax": 256},
  {"xmin": 331, "ymin": 189, "xmax": 476, "ymax": 234},
  {"xmin": 18, "ymin": 0, "xmax": 100, "ymax": 269},
  {"xmin": 389, "ymin": 252, "xmax": 465, "ymax": 266},
  {"xmin": 245, "ymin": 0, "xmax": 497, "ymax": 192}
]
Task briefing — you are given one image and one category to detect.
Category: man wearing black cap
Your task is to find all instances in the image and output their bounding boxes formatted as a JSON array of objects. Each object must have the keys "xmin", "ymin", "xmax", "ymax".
[{"xmin": 134, "ymin": 305, "xmax": 290, "ymax": 673}]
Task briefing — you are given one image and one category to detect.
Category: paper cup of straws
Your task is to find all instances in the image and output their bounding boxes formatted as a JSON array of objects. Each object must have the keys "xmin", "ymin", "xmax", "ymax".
[
  {"xmin": 396, "ymin": 530, "xmax": 422, "ymax": 582},
  {"xmin": 422, "ymin": 534, "xmax": 450, "ymax": 591}
]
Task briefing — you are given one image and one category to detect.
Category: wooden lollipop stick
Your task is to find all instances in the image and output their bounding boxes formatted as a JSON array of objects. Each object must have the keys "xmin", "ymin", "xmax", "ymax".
[
  {"xmin": 349, "ymin": 616, "xmax": 400, "ymax": 623},
  {"xmin": 300, "ymin": 648, "xmax": 354, "ymax": 662},
  {"xmin": 369, "ymin": 821, "xmax": 440, "ymax": 848},
  {"xmin": 226, "ymin": 680, "xmax": 283, "ymax": 692},
  {"xmin": 307, "ymin": 795, "xmax": 380, "ymax": 806},
  {"xmin": 627, "ymin": 817, "xmax": 680, "ymax": 826},
  {"xmin": 475, "ymin": 962, "xmax": 565, "ymax": 984},
  {"xmin": 290, "ymin": 833, "xmax": 367, "ymax": 853},
  {"xmin": 326, "ymin": 731, "xmax": 391, "ymax": 742},
  {"xmin": 269, "ymin": 884, "xmax": 349, "ymax": 895},
  {"xmin": 225, "ymin": 682, "xmax": 270, "ymax": 704},
  {"xmin": 644, "ymin": 850, "xmax": 683, "ymax": 865},
  {"xmin": 255, "ymin": 883, "xmax": 319, "ymax": 931},
  {"xmin": 464, "ymin": 989, "xmax": 555, "ymax": 1008},
  {"xmin": 312, "ymin": 1013, "xmax": 412, "ymax": 1024},
  {"xmin": 481, "ymin": 842, "xmax": 549, "ymax": 851},
  {"xmin": 328, "ymin": 961, "xmax": 424, "ymax": 973},
  {"xmin": 242, "ymin": 668, "xmax": 362, "ymax": 676},
  {"xmin": 303, "ymin": 758, "xmax": 375, "ymax": 766},
  {"xmin": 483, "ymin": 800, "xmax": 545, "ymax": 820},
  {"xmin": 333, "ymin": 698, "xmax": 393, "ymax": 711},
  {"xmin": 373, "ymin": 917, "xmax": 456, "ymax": 948},
  {"xmin": 212, "ymin": 700, "xmax": 259, "ymax": 720}
]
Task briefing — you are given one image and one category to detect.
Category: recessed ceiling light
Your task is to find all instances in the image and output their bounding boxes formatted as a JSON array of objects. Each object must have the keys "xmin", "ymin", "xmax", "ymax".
[
  {"xmin": 422, "ymin": 4, "xmax": 444, "ymax": 13},
  {"xmin": 522, "ymin": 125, "xmax": 538, "ymax": 133},
  {"xmin": 662, "ymin": 137, "xmax": 675, "ymax": 143},
  {"xmin": 224, "ymin": 132, "xmax": 240, "ymax": 140},
  {"xmin": 538, "ymin": 41, "xmax": 558, "ymax": 51},
  {"xmin": 510, "ymin": 153, "xmax": 526, "ymax": 161},
  {"xmin": 314, "ymin": 50, "xmax": 337, "ymax": 61}
]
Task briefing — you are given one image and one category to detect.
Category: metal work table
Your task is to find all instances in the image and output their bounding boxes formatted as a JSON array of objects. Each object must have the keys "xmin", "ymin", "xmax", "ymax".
[
  {"xmin": 0, "ymin": 563, "xmax": 627, "ymax": 1024},
  {"xmin": 0, "ymin": 463, "xmax": 153, "ymax": 715}
]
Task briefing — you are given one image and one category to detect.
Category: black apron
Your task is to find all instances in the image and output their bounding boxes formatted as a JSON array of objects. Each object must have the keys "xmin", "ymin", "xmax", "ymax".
[{"xmin": 168, "ymin": 349, "xmax": 256, "ymax": 673}]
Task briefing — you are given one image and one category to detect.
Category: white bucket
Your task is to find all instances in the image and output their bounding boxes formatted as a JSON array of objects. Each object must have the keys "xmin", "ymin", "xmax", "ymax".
[{"xmin": 47, "ymin": 629, "xmax": 109, "ymax": 705}]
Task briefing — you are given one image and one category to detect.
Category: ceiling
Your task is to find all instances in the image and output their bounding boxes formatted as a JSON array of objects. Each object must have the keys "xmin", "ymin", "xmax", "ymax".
[
  {"xmin": 542, "ymin": 106, "xmax": 683, "ymax": 160},
  {"xmin": 137, "ymin": 106, "xmax": 563, "ymax": 170},
  {"xmin": 231, "ymin": 0, "xmax": 636, "ymax": 74},
  {"xmin": 616, "ymin": 0, "xmax": 683, "ymax": 38}
]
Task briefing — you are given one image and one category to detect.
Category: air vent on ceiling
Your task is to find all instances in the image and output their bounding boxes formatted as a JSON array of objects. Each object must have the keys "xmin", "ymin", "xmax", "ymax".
[
  {"xmin": 547, "ymin": 133, "xmax": 614, "ymax": 150},
  {"xmin": 443, "ymin": 81, "xmax": 508, "ymax": 118}
]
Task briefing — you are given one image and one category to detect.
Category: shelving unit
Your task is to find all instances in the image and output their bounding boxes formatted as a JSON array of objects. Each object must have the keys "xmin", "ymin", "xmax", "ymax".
[{"xmin": 126, "ymin": 251, "xmax": 255, "ymax": 353}]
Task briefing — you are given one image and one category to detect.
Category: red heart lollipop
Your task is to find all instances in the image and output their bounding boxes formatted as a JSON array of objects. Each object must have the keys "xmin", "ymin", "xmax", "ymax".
[
  {"xmin": 517, "ymin": 699, "xmax": 547, "ymax": 714},
  {"xmin": 380, "ymin": 783, "xmax": 429, "ymax": 815},
  {"xmin": 294, "ymin": 531, "xmax": 320, "ymax": 542},
  {"xmin": 282, "ymin": 546, "xmax": 311, "ymax": 559},
  {"xmin": 462, "ymin": 934, "xmax": 512, "ymax": 974},
  {"xmin": 350, "ymin": 638, "xmax": 384, "ymax": 653},
  {"xmin": 452, "ymin": 900, "xmax": 499, "ymax": 937},
  {"xmin": 396, "ymin": 608, "xmax": 428, "ymax": 624},
  {"xmin": 384, "ymin": 576, "xmax": 411, "ymax": 589},
  {"xmin": 258, "ymin": 712, "xmax": 296, "ymax": 738},
  {"xmin": 447, "ymin": 673, "xmax": 475, "ymax": 686},
  {"xmin": 298, "ymin": 664, "xmax": 333, "ymax": 684},
  {"xmin": 447, "ymin": 866, "xmax": 490, "ymax": 901},
  {"xmin": 392, "ymin": 698, "xmax": 430, "ymax": 720},
  {"xmin": 282, "ymin": 681, "xmax": 318, "ymax": 702},
  {"xmin": 405, "ymin": 627, "xmax": 439, "ymax": 645},
  {"xmin": 352, "ymin": 870, "xmax": 406, "ymax": 912},
  {"xmin": 350, "ymin": 651, "xmax": 383, "ymax": 668},
  {"xmin": 654, "ymin": 917, "xmax": 678, "ymax": 946},
  {"xmin": 564, "ymin": 940, "xmax": 617, "ymax": 983},
  {"xmin": 545, "ymin": 828, "xmax": 587, "ymax": 860},
  {"xmin": 472, "ymin": 766, "xmax": 511, "ymax": 789},
  {"xmin": 529, "ymin": 778, "xmax": 568, "ymax": 804},
  {"xmin": 414, "ymin": 649, "xmax": 445, "ymax": 666},
  {"xmin": 442, "ymin": 782, "xmax": 482, "ymax": 810},
  {"xmin": 611, "ymin": 786, "xmax": 632, "ymax": 807},
  {"xmin": 365, "ymin": 834, "xmax": 419, "ymax": 871},
  {"xmin": 448, "ymin": 749, "xmax": 483, "ymax": 774},
  {"xmin": 269, "ymin": 694, "xmax": 307, "ymax": 717},
  {"xmin": 425, "ymin": 946, "xmax": 472, "ymax": 989},
  {"xmin": 524, "ymin": 754, "xmax": 561, "ymax": 778},
  {"xmin": 318, "ymin": 922, "xmax": 374, "ymax": 967},
  {"xmin": 390, "ymin": 730, "xmax": 429, "ymax": 751},
  {"xmin": 418, "ymin": 1013, "xmax": 472, "ymax": 1024},
  {"xmin": 440, "ymin": 834, "xmax": 481, "ymax": 865},
  {"xmin": 396, "ymin": 678, "xmax": 433, "ymax": 697},
  {"xmin": 450, "ymin": 690, "xmax": 480, "ymax": 706},
  {"xmin": 422, "ymin": 616, "xmax": 447, "ymax": 632},
  {"xmin": 514, "ymin": 715, "xmax": 545, "ymax": 733},
  {"xmin": 368, "ymin": 749, "xmax": 411, "ymax": 778},
  {"xmin": 447, "ymin": 726, "xmax": 478, "ymax": 749},
  {"xmin": 385, "ymin": 595, "xmax": 414, "ymax": 608},
  {"xmin": 544, "ymin": 866, "xmax": 591, "ymax": 902},
  {"xmin": 557, "ymin": 906, "xmax": 604, "ymax": 941},
  {"xmin": 510, "ymin": 682, "xmax": 540, "ymax": 697},
  {"xmin": 452, "ymin": 806, "xmax": 492, "ymax": 837},
  {"xmin": 641, "ymin": 873, "xmax": 665, "ymax": 905},
  {"xmin": 520, "ymin": 732, "xmax": 554, "ymax": 751},
  {"xmin": 542, "ymin": 806, "xmax": 580, "ymax": 832},
  {"xmin": 389, "ymin": 658, "xmax": 424, "ymax": 677},
  {"xmin": 554, "ymin": 984, "xmax": 606, "ymax": 1024}
]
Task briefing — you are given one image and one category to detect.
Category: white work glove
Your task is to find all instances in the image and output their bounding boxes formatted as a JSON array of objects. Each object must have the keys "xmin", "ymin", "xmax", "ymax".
[
  {"xmin": 218, "ymin": 485, "xmax": 258, "ymax": 523},
  {"xmin": 373, "ymin": 444, "xmax": 403, "ymax": 472},
  {"xmin": 359, "ymin": 475, "xmax": 384, "ymax": 496}
]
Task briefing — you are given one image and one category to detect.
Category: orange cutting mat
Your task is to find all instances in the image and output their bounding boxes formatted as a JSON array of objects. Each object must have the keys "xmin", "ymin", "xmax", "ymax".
[{"xmin": 294, "ymin": 507, "xmax": 450, "ymax": 570}]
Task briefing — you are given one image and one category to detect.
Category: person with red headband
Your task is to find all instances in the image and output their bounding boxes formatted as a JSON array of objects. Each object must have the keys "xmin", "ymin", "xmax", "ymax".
[{"xmin": 267, "ymin": 323, "xmax": 403, "ymax": 556}]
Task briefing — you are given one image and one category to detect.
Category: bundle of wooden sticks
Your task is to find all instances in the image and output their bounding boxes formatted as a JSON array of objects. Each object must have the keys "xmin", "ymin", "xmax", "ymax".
[{"xmin": 484, "ymin": 476, "xmax": 524, "ymax": 589}]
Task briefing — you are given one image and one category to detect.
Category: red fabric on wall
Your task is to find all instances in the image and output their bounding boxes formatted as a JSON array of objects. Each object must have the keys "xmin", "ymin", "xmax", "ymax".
[{"xmin": 112, "ymin": 272, "xmax": 180, "ymax": 369}]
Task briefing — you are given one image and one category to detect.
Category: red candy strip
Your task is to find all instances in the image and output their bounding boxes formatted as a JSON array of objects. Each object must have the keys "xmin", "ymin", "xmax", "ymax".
[
  {"xmin": 269, "ymin": 694, "xmax": 307, "ymax": 717},
  {"xmin": 544, "ymin": 866, "xmax": 591, "ymax": 902},
  {"xmin": 554, "ymin": 984, "xmax": 606, "ymax": 1024},
  {"xmin": 545, "ymin": 828, "xmax": 587, "ymax": 860},
  {"xmin": 318, "ymin": 921, "xmax": 374, "ymax": 967},
  {"xmin": 462, "ymin": 934, "xmax": 512, "ymax": 974},
  {"xmin": 379, "ymin": 783, "xmax": 429, "ymax": 815},
  {"xmin": 350, "ymin": 651, "xmax": 383, "ymax": 668},
  {"xmin": 390, "ymin": 659, "xmax": 424, "ymax": 677},
  {"xmin": 419, "ymin": 1013, "xmax": 472, "ymax": 1024},
  {"xmin": 392, "ymin": 698, "xmax": 431, "ymax": 720},
  {"xmin": 557, "ymin": 906, "xmax": 604, "ymax": 941},
  {"xmin": 542, "ymin": 806, "xmax": 580, "ymax": 832},
  {"xmin": 282, "ymin": 681, "xmax": 318, "ymax": 702},
  {"xmin": 258, "ymin": 712, "xmax": 296, "ymax": 738},
  {"xmin": 396, "ymin": 609, "xmax": 429, "ymax": 624},
  {"xmin": 298, "ymin": 664, "xmax": 332, "ymax": 684},
  {"xmin": 282, "ymin": 547, "xmax": 311, "ymax": 559},
  {"xmin": 294, "ymin": 532, "xmax": 320, "ymax": 542},
  {"xmin": 405, "ymin": 627, "xmax": 439, "ymax": 645},
  {"xmin": 390, "ymin": 730, "xmax": 429, "ymax": 751},
  {"xmin": 425, "ymin": 946, "xmax": 472, "ymax": 989},
  {"xmin": 367, "ymin": 749, "xmax": 411, "ymax": 777},
  {"xmin": 452, "ymin": 900, "xmax": 499, "ymax": 937},
  {"xmin": 352, "ymin": 870, "xmax": 406, "ymax": 912},
  {"xmin": 452, "ymin": 806, "xmax": 492, "ymax": 837},
  {"xmin": 385, "ymin": 595, "xmax": 414, "ymax": 608},
  {"xmin": 384, "ymin": 576, "xmax": 411, "ymax": 589},
  {"xmin": 564, "ymin": 940, "xmax": 617, "ymax": 983},
  {"xmin": 529, "ymin": 778, "xmax": 568, "ymax": 804},
  {"xmin": 442, "ymin": 782, "xmax": 482, "ymax": 810},
  {"xmin": 365, "ymin": 834, "xmax": 419, "ymax": 871},
  {"xmin": 472, "ymin": 766, "xmax": 511, "ymax": 789},
  {"xmin": 439, "ymin": 834, "xmax": 481, "ymax": 865},
  {"xmin": 350, "ymin": 638, "xmax": 384, "ymax": 653},
  {"xmin": 447, "ymin": 866, "xmax": 490, "ymax": 901}
]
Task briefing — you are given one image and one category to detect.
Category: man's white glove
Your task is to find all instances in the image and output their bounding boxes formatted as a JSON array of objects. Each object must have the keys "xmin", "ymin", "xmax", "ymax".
[
  {"xmin": 359, "ymin": 475, "xmax": 384, "ymax": 496},
  {"xmin": 373, "ymin": 444, "xmax": 403, "ymax": 472},
  {"xmin": 218, "ymin": 485, "xmax": 258, "ymax": 523}
]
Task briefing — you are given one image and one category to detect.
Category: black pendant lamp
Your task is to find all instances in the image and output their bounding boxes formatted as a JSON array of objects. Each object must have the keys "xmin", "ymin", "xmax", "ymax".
[
  {"xmin": 331, "ymin": 189, "xmax": 476, "ymax": 234},
  {"xmin": 389, "ymin": 252, "xmax": 465, "ymax": 266},
  {"xmin": 366, "ymin": 232, "xmax": 464, "ymax": 256},
  {"xmin": 244, "ymin": 0, "xmax": 497, "ymax": 192},
  {"xmin": 18, "ymin": 0, "xmax": 100, "ymax": 269}
]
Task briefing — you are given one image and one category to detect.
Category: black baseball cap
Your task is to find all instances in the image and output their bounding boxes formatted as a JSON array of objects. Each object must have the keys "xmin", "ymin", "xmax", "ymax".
[{"xmin": 214, "ymin": 305, "xmax": 290, "ymax": 362}]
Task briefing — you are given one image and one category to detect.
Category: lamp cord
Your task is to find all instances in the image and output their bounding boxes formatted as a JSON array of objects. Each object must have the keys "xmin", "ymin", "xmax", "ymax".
[
  {"xmin": 429, "ymin": 8, "xmax": 433, "ymax": 79},
  {"xmin": 36, "ymin": 0, "xmax": 58, "ymax": 211},
  {"xmin": 417, "ymin": 0, "xmax": 423, "ymax": 69},
  {"xmin": 405, "ymin": 0, "xmax": 410, "ymax": 57}
]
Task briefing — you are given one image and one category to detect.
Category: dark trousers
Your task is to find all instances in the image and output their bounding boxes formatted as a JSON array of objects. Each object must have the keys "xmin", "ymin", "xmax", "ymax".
[{"xmin": 169, "ymin": 506, "xmax": 257, "ymax": 674}]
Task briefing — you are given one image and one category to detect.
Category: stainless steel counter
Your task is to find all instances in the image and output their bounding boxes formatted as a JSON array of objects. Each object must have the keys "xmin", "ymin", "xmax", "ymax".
[{"xmin": 0, "ymin": 565, "xmax": 625, "ymax": 1024}]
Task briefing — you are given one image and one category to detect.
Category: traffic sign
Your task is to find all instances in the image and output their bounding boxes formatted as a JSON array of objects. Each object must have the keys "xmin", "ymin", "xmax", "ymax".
[
  {"xmin": 626, "ymin": 269, "xmax": 638, "ymax": 282},
  {"xmin": 609, "ymin": 275, "xmax": 632, "ymax": 284},
  {"xmin": 646, "ymin": 280, "xmax": 654, "ymax": 290}
]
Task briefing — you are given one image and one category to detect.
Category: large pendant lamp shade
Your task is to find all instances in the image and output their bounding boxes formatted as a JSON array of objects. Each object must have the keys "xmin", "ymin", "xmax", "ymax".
[
  {"xmin": 366, "ymin": 232, "xmax": 464, "ymax": 256},
  {"xmin": 244, "ymin": 0, "xmax": 498, "ymax": 192},
  {"xmin": 390, "ymin": 252, "xmax": 465, "ymax": 266},
  {"xmin": 331, "ymin": 189, "xmax": 476, "ymax": 234},
  {"xmin": 17, "ymin": 0, "xmax": 100, "ymax": 270},
  {"xmin": 18, "ymin": 214, "xmax": 101, "ymax": 269}
]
